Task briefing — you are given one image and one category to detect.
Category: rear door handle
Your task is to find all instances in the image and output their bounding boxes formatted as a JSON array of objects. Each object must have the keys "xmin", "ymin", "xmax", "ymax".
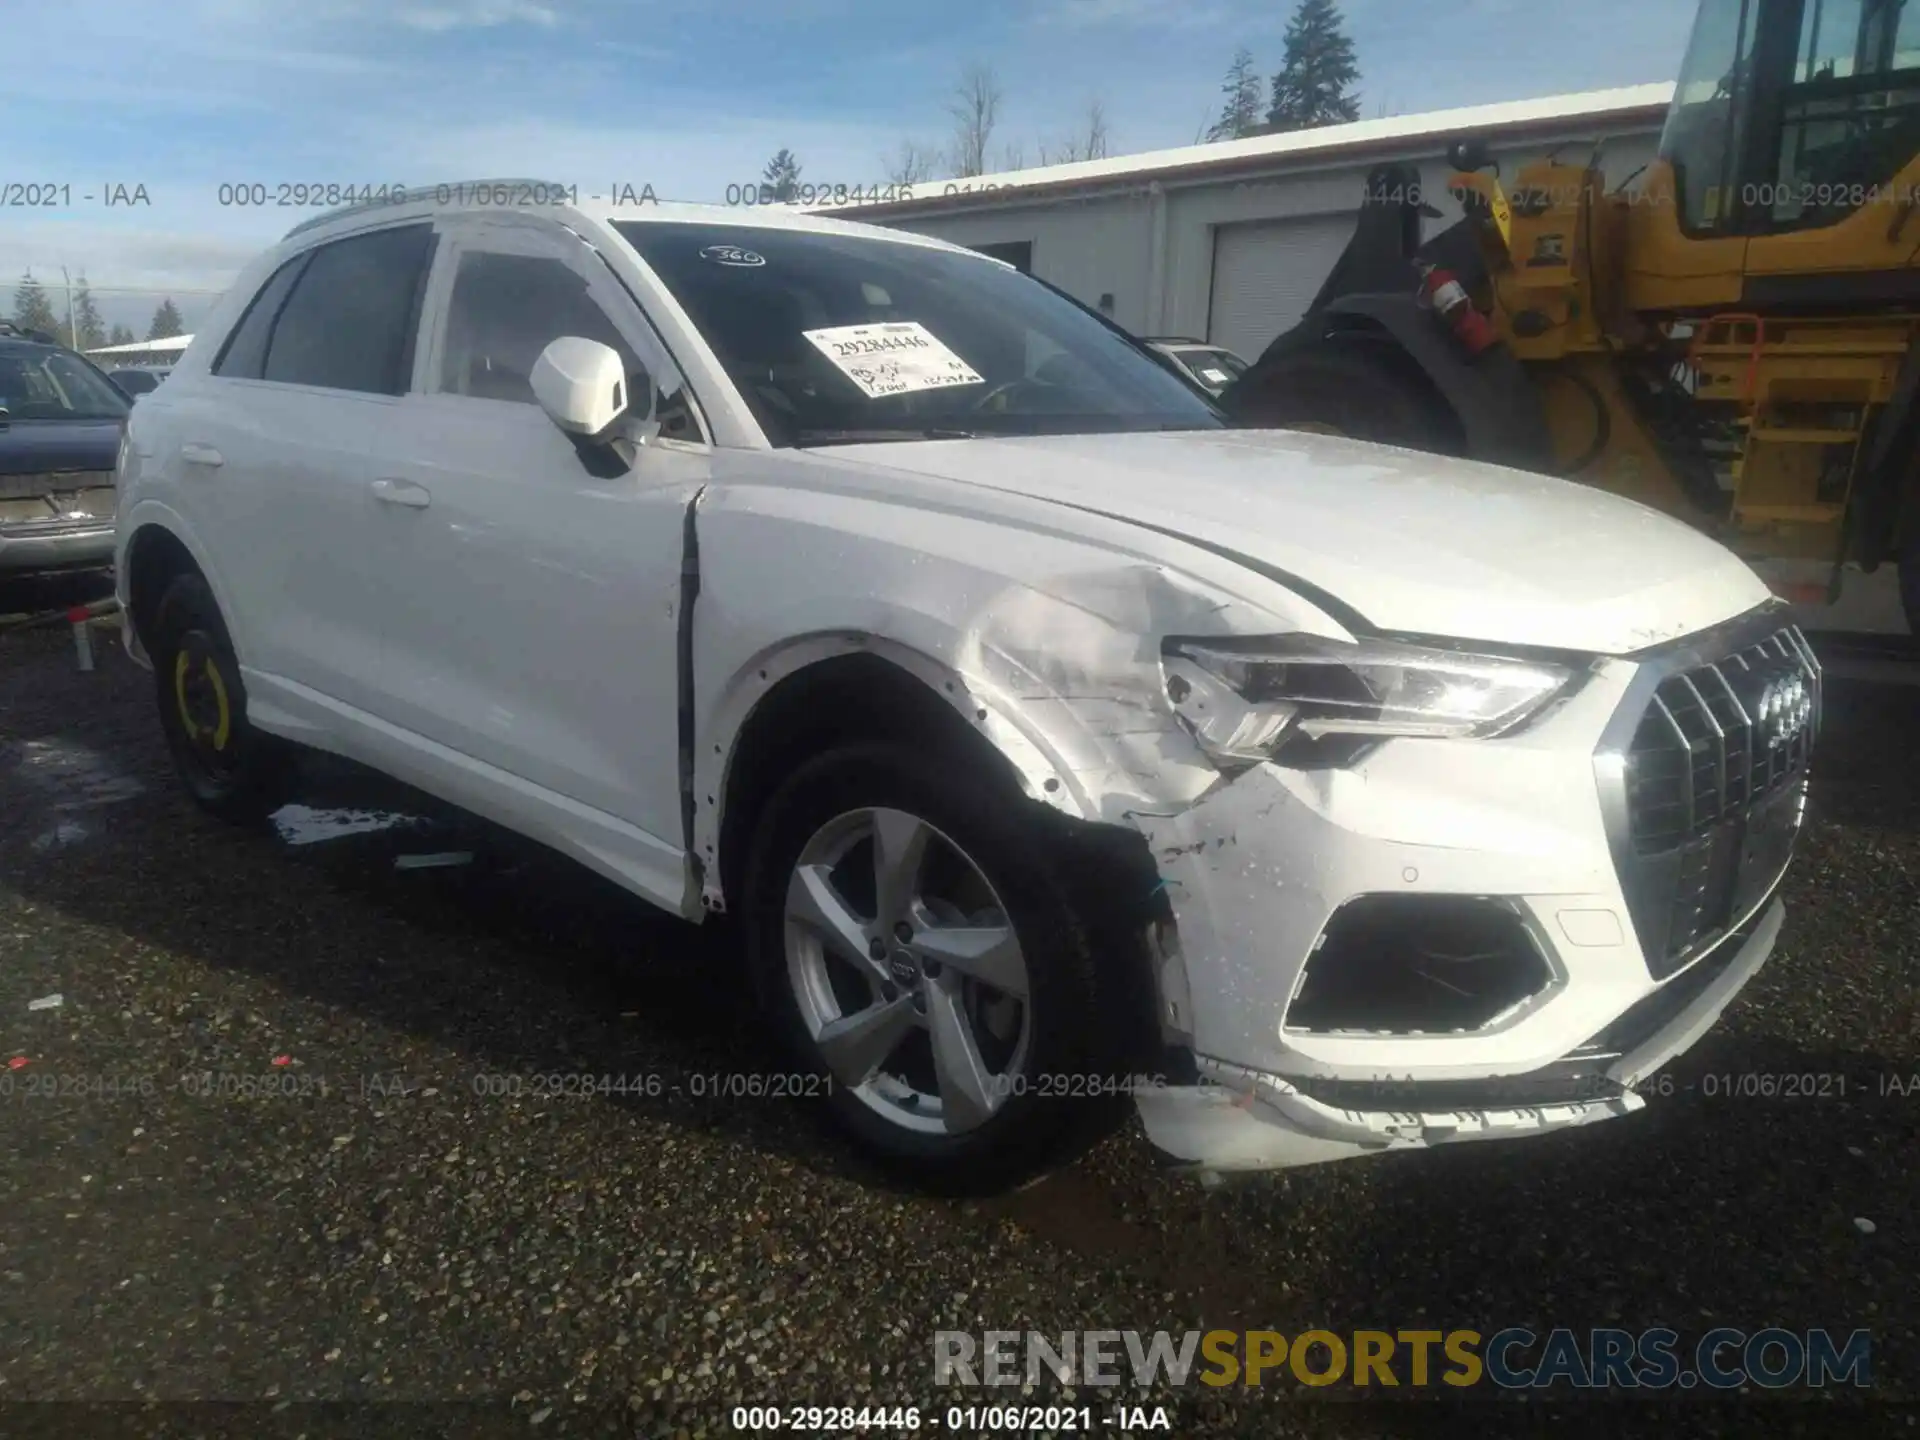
[
  {"xmin": 370, "ymin": 478, "xmax": 431, "ymax": 509},
  {"xmin": 179, "ymin": 442, "xmax": 224, "ymax": 467}
]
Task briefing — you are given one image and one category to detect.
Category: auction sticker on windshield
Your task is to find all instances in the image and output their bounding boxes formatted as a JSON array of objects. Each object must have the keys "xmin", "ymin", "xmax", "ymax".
[{"xmin": 801, "ymin": 321, "xmax": 983, "ymax": 398}]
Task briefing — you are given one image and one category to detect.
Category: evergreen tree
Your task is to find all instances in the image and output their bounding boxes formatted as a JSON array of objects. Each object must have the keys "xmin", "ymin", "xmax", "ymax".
[
  {"xmin": 72, "ymin": 275, "xmax": 106, "ymax": 353},
  {"xmin": 1266, "ymin": 0, "xmax": 1361, "ymax": 132},
  {"xmin": 107, "ymin": 322, "xmax": 136, "ymax": 347},
  {"xmin": 1207, "ymin": 47, "xmax": 1264, "ymax": 141},
  {"xmin": 761, "ymin": 148, "xmax": 802, "ymax": 202},
  {"xmin": 146, "ymin": 298, "xmax": 184, "ymax": 340},
  {"xmin": 11, "ymin": 272, "xmax": 58, "ymax": 336}
]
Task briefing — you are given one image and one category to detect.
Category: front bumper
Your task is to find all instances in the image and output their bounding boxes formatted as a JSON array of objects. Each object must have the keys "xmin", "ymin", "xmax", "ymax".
[
  {"xmin": 1137, "ymin": 893, "xmax": 1783, "ymax": 1173},
  {"xmin": 1127, "ymin": 604, "xmax": 1816, "ymax": 1174},
  {"xmin": 0, "ymin": 490, "xmax": 117, "ymax": 577}
]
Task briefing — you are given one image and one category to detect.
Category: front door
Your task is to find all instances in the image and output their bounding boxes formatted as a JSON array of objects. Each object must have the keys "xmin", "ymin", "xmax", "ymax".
[{"xmin": 365, "ymin": 213, "xmax": 711, "ymax": 908}]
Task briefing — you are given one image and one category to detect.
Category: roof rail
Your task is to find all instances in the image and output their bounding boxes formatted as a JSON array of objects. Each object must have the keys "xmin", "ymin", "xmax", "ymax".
[{"xmin": 280, "ymin": 178, "xmax": 570, "ymax": 241}]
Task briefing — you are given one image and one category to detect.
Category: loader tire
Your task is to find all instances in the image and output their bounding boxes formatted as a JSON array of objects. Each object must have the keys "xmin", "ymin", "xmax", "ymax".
[
  {"xmin": 1233, "ymin": 341, "xmax": 1464, "ymax": 455},
  {"xmin": 1902, "ymin": 527, "xmax": 1920, "ymax": 638}
]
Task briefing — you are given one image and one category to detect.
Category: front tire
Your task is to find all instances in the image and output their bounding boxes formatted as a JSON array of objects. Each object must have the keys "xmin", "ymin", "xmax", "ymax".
[
  {"xmin": 149, "ymin": 572, "xmax": 289, "ymax": 824},
  {"xmin": 742, "ymin": 743, "xmax": 1128, "ymax": 1194}
]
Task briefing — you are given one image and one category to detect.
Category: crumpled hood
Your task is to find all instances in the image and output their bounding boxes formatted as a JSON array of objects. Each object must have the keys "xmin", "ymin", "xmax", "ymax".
[{"xmin": 827, "ymin": 428, "xmax": 1770, "ymax": 654}]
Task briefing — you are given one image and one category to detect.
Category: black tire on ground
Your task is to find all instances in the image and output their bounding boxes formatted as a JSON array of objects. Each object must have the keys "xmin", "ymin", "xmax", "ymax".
[
  {"xmin": 1233, "ymin": 339, "xmax": 1463, "ymax": 453},
  {"xmin": 1902, "ymin": 526, "xmax": 1920, "ymax": 638},
  {"xmin": 149, "ymin": 571, "xmax": 290, "ymax": 824},
  {"xmin": 741, "ymin": 742, "xmax": 1131, "ymax": 1195}
]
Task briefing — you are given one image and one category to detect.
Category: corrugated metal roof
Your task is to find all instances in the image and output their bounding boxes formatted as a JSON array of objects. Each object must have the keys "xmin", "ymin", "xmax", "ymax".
[{"xmin": 812, "ymin": 82, "xmax": 1676, "ymax": 220}]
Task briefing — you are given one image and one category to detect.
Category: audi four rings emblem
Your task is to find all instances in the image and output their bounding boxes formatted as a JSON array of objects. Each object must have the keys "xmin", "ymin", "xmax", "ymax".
[{"xmin": 1757, "ymin": 672, "xmax": 1812, "ymax": 749}]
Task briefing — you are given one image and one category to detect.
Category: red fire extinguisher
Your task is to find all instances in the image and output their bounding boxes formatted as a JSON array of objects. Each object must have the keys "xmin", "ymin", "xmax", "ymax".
[{"xmin": 1418, "ymin": 262, "xmax": 1499, "ymax": 355}]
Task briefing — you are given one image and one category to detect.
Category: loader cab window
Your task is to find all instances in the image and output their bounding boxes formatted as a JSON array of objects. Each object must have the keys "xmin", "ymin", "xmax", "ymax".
[
  {"xmin": 1760, "ymin": 0, "xmax": 1920, "ymax": 231},
  {"xmin": 1662, "ymin": 0, "xmax": 1920, "ymax": 236},
  {"xmin": 1660, "ymin": 0, "xmax": 1763, "ymax": 233}
]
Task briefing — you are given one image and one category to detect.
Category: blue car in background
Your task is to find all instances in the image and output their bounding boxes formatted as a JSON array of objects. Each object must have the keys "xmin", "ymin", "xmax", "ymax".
[{"xmin": 0, "ymin": 321, "xmax": 130, "ymax": 609}]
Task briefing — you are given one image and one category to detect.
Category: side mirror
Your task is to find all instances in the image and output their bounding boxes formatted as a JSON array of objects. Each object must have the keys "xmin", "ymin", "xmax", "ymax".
[{"xmin": 531, "ymin": 336, "xmax": 637, "ymax": 440}]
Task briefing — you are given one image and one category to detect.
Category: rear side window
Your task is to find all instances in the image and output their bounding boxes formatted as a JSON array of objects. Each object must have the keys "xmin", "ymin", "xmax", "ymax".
[
  {"xmin": 212, "ymin": 254, "xmax": 307, "ymax": 380},
  {"xmin": 261, "ymin": 224, "xmax": 436, "ymax": 394}
]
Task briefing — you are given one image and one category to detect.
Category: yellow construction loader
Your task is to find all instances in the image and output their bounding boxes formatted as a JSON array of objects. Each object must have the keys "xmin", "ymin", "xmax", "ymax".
[{"xmin": 1219, "ymin": 0, "xmax": 1920, "ymax": 637}]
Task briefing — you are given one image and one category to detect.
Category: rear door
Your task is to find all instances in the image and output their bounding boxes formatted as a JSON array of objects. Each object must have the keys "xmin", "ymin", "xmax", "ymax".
[{"xmin": 187, "ymin": 222, "xmax": 436, "ymax": 715}]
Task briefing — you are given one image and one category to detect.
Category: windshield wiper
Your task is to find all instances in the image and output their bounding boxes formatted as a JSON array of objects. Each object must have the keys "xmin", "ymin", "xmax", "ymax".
[{"xmin": 792, "ymin": 427, "xmax": 978, "ymax": 446}]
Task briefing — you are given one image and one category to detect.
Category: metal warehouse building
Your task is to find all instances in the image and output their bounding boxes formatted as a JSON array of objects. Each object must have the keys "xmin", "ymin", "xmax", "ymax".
[{"xmin": 819, "ymin": 84, "xmax": 1675, "ymax": 362}]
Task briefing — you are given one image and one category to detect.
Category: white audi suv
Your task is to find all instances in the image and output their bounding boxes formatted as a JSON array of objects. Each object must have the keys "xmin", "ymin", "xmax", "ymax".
[{"xmin": 113, "ymin": 184, "xmax": 1820, "ymax": 1191}]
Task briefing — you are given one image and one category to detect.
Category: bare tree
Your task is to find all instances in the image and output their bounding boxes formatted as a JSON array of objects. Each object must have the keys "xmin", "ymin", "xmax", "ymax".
[
  {"xmin": 1082, "ymin": 98, "xmax": 1110, "ymax": 161},
  {"xmin": 1037, "ymin": 99, "xmax": 1112, "ymax": 166},
  {"xmin": 947, "ymin": 63, "xmax": 1003, "ymax": 178},
  {"xmin": 883, "ymin": 139, "xmax": 939, "ymax": 186},
  {"xmin": 997, "ymin": 140, "xmax": 1026, "ymax": 173}
]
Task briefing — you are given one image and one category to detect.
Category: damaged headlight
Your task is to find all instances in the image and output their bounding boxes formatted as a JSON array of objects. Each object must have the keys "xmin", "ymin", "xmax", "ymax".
[{"xmin": 1162, "ymin": 634, "xmax": 1576, "ymax": 764}]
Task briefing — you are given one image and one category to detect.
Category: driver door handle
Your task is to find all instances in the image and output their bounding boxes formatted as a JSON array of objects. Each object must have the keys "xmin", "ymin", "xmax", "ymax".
[
  {"xmin": 370, "ymin": 478, "xmax": 431, "ymax": 509},
  {"xmin": 179, "ymin": 442, "xmax": 224, "ymax": 468}
]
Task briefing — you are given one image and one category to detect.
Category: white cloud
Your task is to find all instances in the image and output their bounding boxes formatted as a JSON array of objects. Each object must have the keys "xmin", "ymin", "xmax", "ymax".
[
  {"xmin": 1032, "ymin": 0, "xmax": 1228, "ymax": 28},
  {"xmin": 0, "ymin": 219, "xmax": 266, "ymax": 297},
  {"xmin": 397, "ymin": 0, "xmax": 562, "ymax": 31},
  {"xmin": 366, "ymin": 114, "xmax": 906, "ymax": 201}
]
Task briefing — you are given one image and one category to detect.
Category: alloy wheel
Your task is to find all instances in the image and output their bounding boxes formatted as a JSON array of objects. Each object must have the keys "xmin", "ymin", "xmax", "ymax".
[{"xmin": 783, "ymin": 806, "xmax": 1032, "ymax": 1135}]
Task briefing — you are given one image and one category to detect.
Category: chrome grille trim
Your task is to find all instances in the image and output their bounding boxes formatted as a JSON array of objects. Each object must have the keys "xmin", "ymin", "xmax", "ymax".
[{"xmin": 1594, "ymin": 603, "xmax": 1819, "ymax": 982}]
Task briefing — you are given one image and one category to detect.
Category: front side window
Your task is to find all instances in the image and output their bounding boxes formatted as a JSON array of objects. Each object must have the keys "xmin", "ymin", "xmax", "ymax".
[
  {"xmin": 436, "ymin": 247, "xmax": 704, "ymax": 441},
  {"xmin": 0, "ymin": 347, "xmax": 130, "ymax": 420},
  {"xmin": 612, "ymin": 221, "xmax": 1222, "ymax": 447},
  {"xmin": 261, "ymin": 224, "xmax": 436, "ymax": 394},
  {"xmin": 440, "ymin": 249, "xmax": 638, "ymax": 404}
]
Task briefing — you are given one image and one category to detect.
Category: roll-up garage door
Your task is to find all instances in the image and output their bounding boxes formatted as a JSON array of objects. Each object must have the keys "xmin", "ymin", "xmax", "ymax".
[{"xmin": 1206, "ymin": 214, "xmax": 1355, "ymax": 363}]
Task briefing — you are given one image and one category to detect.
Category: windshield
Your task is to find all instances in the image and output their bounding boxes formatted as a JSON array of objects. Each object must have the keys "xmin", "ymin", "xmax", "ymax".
[
  {"xmin": 1185, "ymin": 348, "xmax": 1248, "ymax": 386},
  {"xmin": 0, "ymin": 347, "xmax": 132, "ymax": 421},
  {"xmin": 612, "ymin": 222, "xmax": 1225, "ymax": 446}
]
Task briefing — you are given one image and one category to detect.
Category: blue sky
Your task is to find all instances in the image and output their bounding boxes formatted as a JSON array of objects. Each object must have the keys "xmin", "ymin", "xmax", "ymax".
[{"xmin": 3, "ymin": 0, "xmax": 1696, "ymax": 336}]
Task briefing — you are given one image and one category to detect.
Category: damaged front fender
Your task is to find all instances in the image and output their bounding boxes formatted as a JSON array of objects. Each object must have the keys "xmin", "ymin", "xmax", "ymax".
[{"xmin": 689, "ymin": 463, "xmax": 1354, "ymax": 912}]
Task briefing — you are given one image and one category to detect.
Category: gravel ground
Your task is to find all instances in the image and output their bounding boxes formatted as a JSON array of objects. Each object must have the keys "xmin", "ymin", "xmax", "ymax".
[{"xmin": 0, "ymin": 621, "xmax": 1914, "ymax": 1438}]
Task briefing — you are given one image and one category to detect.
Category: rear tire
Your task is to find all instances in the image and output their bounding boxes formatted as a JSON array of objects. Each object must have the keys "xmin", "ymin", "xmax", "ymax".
[
  {"xmin": 1233, "ymin": 340, "xmax": 1462, "ymax": 453},
  {"xmin": 149, "ymin": 572, "xmax": 289, "ymax": 824},
  {"xmin": 741, "ymin": 742, "xmax": 1130, "ymax": 1195}
]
